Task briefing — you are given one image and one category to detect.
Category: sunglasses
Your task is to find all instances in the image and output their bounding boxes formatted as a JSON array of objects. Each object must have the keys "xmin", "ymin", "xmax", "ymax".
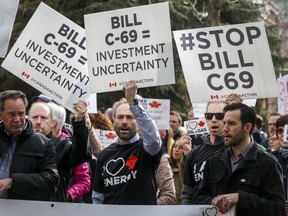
[{"xmin": 204, "ymin": 112, "xmax": 225, "ymax": 121}]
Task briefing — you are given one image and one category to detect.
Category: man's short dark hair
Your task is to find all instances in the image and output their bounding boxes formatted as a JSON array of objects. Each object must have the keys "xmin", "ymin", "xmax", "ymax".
[
  {"xmin": 223, "ymin": 103, "xmax": 256, "ymax": 135},
  {"xmin": 0, "ymin": 90, "xmax": 28, "ymax": 111}
]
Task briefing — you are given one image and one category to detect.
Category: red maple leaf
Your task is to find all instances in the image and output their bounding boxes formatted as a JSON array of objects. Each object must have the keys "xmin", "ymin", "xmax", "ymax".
[
  {"xmin": 198, "ymin": 121, "xmax": 205, "ymax": 127},
  {"xmin": 125, "ymin": 155, "xmax": 138, "ymax": 170},
  {"xmin": 149, "ymin": 101, "xmax": 161, "ymax": 108},
  {"xmin": 219, "ymin": 209, "xmax": 227, "ymax": 214},
  {"xmin": 105, "ymin": 132, "xmax": 117, "ymax": 139}
]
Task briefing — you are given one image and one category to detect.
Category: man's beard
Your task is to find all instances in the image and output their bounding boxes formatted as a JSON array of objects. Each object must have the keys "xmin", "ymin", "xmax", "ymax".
[
  {"xmin": 115, "ymin": 127, "xmax": 136, "ymax": 141},
  {"xmin": 225, "ymin": 129, "xmax": 245, "ymax": 147}
]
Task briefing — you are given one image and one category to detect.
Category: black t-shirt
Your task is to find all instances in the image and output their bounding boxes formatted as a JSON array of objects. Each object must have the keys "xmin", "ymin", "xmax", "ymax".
[{"xmin": 94, "ymin": 138, "xmax": 162, "ymax": 204}]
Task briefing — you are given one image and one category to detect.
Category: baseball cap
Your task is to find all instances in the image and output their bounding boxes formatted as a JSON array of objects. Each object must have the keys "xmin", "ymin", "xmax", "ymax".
[{"xmin": 31, "ymin": 94, "xmax": 52, "ymax": 103}]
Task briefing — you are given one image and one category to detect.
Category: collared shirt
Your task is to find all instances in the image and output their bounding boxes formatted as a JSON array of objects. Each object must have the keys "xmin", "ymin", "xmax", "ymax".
[
  {"xmin": 230, "ymin": 142, "xmax": 254, "ymax": 172},
  {"xmin": 116, "ymin": 134, "xmax": 140, "ymax": 145},
  {"xmin": 116, "ymin": 100, "xmax": 161, "ymax": 156}
]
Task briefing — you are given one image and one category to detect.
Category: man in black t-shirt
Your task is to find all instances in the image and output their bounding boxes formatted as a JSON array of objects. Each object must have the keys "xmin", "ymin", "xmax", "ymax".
[{"xmin": 92, "ymin": 81, "xmax": 162, "ymax": 205}]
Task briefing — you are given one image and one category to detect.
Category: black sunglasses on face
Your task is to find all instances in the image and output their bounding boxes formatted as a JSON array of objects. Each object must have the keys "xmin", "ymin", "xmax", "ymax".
[{"xmin": 204, "ymin": 112, "xmax": 225, "ymax": 120}]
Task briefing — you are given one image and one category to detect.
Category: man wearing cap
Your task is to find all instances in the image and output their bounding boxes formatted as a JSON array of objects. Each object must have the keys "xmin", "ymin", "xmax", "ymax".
[
  {"xmin": 31, "ymin": 94, "xmax": 52, "ymax": 103},
  {"xmin": 31, "ymin": 94, "xmax": 73, "ymax": 136},
  {"xmin": 28, "ymin": 100, "xmax": 91, "ymax": 202}
]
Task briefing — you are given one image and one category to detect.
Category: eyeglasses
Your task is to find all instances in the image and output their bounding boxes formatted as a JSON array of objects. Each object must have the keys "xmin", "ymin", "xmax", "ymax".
[
  {"xmin": 277, "ymin": 128, "xmax": 284, "ymax": 134},
  {"xmin": 204, "ymin": 112, "xmax": 225, "ymax": 120}
]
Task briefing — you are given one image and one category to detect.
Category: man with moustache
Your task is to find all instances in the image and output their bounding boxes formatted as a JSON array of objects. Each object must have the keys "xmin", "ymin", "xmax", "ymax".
[
  {"xmin": 92, "ymin": 81, "xmax": 162, "ymax": 204},
  {"xmin": 193, "ymin": 103, "xmax": 285, "ymax": 216}
]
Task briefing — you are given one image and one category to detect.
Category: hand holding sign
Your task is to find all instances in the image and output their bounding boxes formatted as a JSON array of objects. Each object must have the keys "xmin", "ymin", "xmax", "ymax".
[
  {"xmin": 225, "ymin": 93, "xmax": 243, "ymax": 104},
  {"xmin": 73, "ymin": 100, "xmax": 88, "ymax": 121},
  {"xmin": 212, "ymin": 193, "xmax": 238, "ymax": 215},
  {"xmin": 123, "ymin": 80, "xmax": 138, "ymax": 104}
]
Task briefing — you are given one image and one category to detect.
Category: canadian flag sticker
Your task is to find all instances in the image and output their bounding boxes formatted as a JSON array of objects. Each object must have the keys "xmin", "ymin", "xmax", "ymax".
[
  {"xmin": 109, "ymin": 82, "xmax": 117, "ymax": 87},
  {"xmin": 210, "ymin": 95, "xmax": 219, "ymax": 99},
  {"xmin": 21, "ymin": 71, "xmax": 30, "ymax": 79}
]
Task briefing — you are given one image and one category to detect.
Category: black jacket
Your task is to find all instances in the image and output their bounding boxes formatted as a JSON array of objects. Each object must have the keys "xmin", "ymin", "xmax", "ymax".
[
  {"xmin": 182, "ymin": 134, "xmax": 225, "ymax": 204},
  {"xmin": 194, "ymin": 143, "xmax": 285, "ymax": 216},
  {"xmin": 0, "ymin": 119, "xmax": 59, "ymax": 201},
  {"xmin": 47, "ymin": 119, "xmax": 91, "ymax": 202}
]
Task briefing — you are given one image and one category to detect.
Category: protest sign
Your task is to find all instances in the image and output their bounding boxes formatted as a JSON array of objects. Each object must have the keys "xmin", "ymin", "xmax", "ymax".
[
  {"xmin": 138, "ymin": 98, "xmax": 170, "ymax": 130},
  {"xmin": 0, "ymin": 0, "xmax": 19, "ymax": 58},
  {"xmin": 184, "ymin": 118, "xmax": 209, "ymax": 136},
  {"xmin": 173, "ymin": 21, "xmax": 278, "ymax": 102},
  {"xmin": 87, "ymin": 93, "xmax": 97, "ymax": 113},
  {"xmin": 278, "ymin": 74, "xmax": 288, "ymax": 114},
  {"xmin": 192, "ymin": 102, "xmax": 207, "ymax": 118},
  {"xmin": 94, "ymin": 129, "xmax": 118, "ymax": 148},
  {"xmin": 84, "ymin": 2, "xmax": 175, "ymax": 93},
  {"xmin": 200, "ymin": 206, "xmax": 235, "ymax": 216},
  {"xmin": 1, "ymin": 2, "xmax": 90, "ymax": 111},
  {"xmin": 0, "ymin": 199, "xmax": 235, "ymax": 216}
]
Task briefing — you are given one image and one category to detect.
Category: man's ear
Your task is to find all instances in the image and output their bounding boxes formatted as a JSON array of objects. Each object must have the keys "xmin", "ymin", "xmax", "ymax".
[
  {"xmin": 51, "ymin": 119, "xmax": 57, "ymax": 128},
  {"xmin": 244, "ymin": 123, "xmax": 252, "ymax": 133}
]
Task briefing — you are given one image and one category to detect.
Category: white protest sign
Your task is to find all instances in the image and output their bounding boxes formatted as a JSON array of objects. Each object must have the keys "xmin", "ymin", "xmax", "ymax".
[
  {"xmin": 95, "ymin": 129, "xmax": 118, "ymax": 148},
  {"xmin": 173, "ymin": 21, "xmax": 278, "ymax": 102},
  {"xmin": 0, "ymin": 199, "xmax": 235, "ymax": 216},
  {"xmin": 0, "ymin": 0, "xmax": 19, "ymax": 58},
  {"xmin": 278, "ymin": 74, "xmax": 288, "ymax": 114},
  {"xmin": 138, "ymin": 98, "xmax": 170, "ymax": 130},
  {"xmin": 184, "ymin": 118, "xmax": 209, "ymax": 135},
  {"xmin": 192, "ymin": 102, "xmax": 207, "ymax": 118},
  {"xmin": 1, "ymin": 2, "xmax": 90, "ymax": 111},
  {"xmin": 84, "ymin": 2, "xmax": 175, "ymax": 93},
  {"xmin": 87, "ymin": 93, "xmax": 97, "ymax": 113}
]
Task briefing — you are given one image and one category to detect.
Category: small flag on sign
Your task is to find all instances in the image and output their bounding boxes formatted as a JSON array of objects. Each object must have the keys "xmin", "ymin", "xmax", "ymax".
[
  {"xmin": 210, "ymin": 95, "xmax": 219, "ymax": 99},
  {"xmin": 109, "ymin": 82, "xmax": 117, "ymax": 87},
  {"xmin": 22, "ymin": 71, "xmax": 30, "ymax": 79}
]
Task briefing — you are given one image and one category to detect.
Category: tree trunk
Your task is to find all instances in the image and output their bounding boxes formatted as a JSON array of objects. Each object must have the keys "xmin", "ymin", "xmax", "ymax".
[{"xmin": 207, "ymin": 0, "xmax": 221, "ymax": 26}]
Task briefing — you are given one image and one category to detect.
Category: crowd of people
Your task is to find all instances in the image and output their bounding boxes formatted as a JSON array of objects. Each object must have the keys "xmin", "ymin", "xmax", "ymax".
[{"xmin": 0, "ymin": 81, "xmax": 288, "ymax": 215}]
